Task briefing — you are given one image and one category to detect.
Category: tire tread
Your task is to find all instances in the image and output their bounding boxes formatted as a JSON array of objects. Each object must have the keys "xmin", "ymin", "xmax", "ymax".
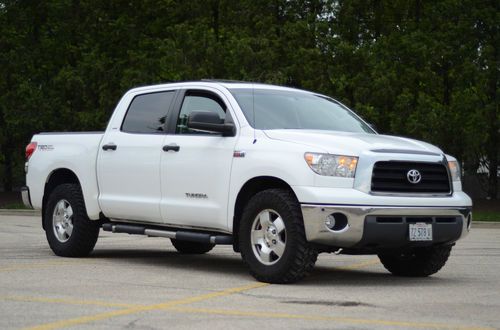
[
  {"xmin": 239, "ymin": 189, "xmax": 317, "ymax": 284},
  {"xmin": 378, "ymin": 245, "xmax": 452, "ymax": 277},
  {"xmin": 170, "ymin": 239, "xmax": 214, "ymax": 254},
  {"xmin": 45, "ymin": 183, "xmax": 99, "ymax": 257}
]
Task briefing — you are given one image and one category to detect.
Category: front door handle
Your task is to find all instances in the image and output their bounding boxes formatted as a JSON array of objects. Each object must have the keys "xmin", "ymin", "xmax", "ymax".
[
  {"xmin": 163, "ymin": 144, "xmax": 180, "ymax": 152},
  {"xmin": 102, "ymin": 143, "xmax": 117, "ymax": 151}
]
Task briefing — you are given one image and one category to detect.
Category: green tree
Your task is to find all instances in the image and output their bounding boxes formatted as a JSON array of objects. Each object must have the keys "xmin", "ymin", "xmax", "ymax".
[{"xmin": 0, "ymin": 0, "xmax": 498, "ymax": 198}]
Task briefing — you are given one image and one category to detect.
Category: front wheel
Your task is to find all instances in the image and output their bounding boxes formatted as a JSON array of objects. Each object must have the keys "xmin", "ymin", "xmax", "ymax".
[
  {"xmin": 44, "ymin": 183, "xmax": 100, "ymax": 257},
  {"xmin": 378, "ymin": 245, "xmax": 453, "ymax": 277},
  {"xmin": 239, "ymin": 189, "xmax": 318, "ymax": 284}
]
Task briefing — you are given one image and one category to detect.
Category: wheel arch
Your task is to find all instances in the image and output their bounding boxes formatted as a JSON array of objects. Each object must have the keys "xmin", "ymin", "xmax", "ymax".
[
  {"xmin": 232, "ymin": 176, "xmax": 298, "ymax": 252},
  {"xmin": 42, "ymin": 168, "xmax": 81, "ymax": 231}
]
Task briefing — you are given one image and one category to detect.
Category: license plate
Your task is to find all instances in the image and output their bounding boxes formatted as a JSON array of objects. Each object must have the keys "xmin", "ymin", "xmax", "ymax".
[{"xmin": 409, "ymin": 223, "xmax": 433, "ymax": 241}]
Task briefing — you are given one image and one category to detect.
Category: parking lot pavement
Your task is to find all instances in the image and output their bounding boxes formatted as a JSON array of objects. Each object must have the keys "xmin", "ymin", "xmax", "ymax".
[{"xmin": 0, "ymin": 215, "xmax": 499, "ymax": 330}]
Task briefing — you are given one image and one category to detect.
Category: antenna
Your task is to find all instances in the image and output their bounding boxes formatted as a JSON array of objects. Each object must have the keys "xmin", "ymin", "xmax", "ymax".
[{"xmin": 252, "ymin": 83, "xmax": 257, "ymax": 144}]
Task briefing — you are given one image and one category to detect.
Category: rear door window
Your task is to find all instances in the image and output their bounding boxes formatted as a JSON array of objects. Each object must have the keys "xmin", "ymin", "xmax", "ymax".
[{"xmin": 121, "ymin": 91, "xmax": 176, "ymax": 134}]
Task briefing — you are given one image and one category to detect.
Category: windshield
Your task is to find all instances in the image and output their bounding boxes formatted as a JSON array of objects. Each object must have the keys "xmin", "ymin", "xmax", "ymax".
[{"xmin": 229, "ymin": 88, "xmax": 374, "ymax": 133}]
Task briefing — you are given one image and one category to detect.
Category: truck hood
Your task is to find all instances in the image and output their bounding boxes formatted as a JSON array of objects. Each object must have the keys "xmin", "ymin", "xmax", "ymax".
[{"xmin": 263, "ymin": 130, "xmax": 443, "ymax": 156}]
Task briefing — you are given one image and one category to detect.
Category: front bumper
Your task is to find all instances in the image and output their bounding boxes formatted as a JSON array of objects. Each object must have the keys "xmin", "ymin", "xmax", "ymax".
[
  {"xmin": 301, "ymin": 204, "xmax": 472, "ymax": 249},
  {"xmin": 21, "ymin": 186, "xmax": 33, "ymax": 209}
]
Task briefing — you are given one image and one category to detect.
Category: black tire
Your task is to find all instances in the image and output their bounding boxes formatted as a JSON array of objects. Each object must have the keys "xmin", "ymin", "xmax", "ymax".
[
  {"xmin": 378, "ymin": 245, "xmax": 452, "ymax": 277},
  {"xmin": 239, "ymin": 189, "xmax": 318, "ymax": 284},
  {"xmin": 44, "ymin": 183, "xmax": 100, "ymax": 257},
  {"xmin": 170, "ymin": 239, "xmax": 215, "ymax": 254}
]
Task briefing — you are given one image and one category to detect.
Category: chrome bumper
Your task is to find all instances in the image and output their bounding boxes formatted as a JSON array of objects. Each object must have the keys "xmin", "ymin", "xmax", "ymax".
[
  {"xmin": 21, "ymin": 186, "xmax": 33, "ymax": 209},
  {"xmin": 301, "ymin": 204, "xmax": 472, "ymax": 248}
]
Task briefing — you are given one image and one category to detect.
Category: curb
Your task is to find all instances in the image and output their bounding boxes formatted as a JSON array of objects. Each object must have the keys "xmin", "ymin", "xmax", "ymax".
[
  {"xmin": 471, "ymin": 221, "xmax": 500, "ymax": 229},
  {"xmin": 0, "ymin": 209, "xmax": 41, "ymax": 216}
]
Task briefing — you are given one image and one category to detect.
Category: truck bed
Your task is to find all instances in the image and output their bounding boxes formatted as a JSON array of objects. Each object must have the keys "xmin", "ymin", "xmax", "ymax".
[{"xmin": 26, "ymin": 131, "xmax": 105, "ymax": 219}]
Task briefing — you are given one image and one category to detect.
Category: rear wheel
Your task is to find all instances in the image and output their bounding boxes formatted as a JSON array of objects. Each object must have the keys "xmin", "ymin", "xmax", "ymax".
[
  {"xmin": 378, "ymin": 245, "xmax": 452, "ymax": 277},
  {"xmin": 239, "ymin": 189, "xmax": 318, "ymax": 284},
  {"xmin": 44, "ymin": 183, "xmax": 100, "ymax": 257},
  {"xmin": 170, "ymin": 239, "xmax": 214, "ymax": 254}
]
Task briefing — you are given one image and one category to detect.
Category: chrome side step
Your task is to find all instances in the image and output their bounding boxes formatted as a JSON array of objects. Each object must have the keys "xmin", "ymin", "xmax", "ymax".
[{"xmin": 102, "ymin": 223, "xmax": 233, "ymax": 245}]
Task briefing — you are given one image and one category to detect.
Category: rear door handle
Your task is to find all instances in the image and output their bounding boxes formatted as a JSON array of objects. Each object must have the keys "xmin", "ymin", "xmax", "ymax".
[
  {"xmin": 102, "ymin": 143, "xmax": 117, "ymax": 151},
  {"xmin": 163, "ymin": 144, "xmax": 180, "ymax": 152}
]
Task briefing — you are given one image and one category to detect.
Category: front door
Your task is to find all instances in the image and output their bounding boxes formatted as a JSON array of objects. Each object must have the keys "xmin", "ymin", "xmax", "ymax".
[{"xmin": 160, "ymin": 89, "xmax": 237, "ymax": 231}]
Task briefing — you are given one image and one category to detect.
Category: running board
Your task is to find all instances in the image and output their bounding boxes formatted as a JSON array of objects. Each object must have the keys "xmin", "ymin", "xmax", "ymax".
[{"xmin": 102, "ymin": 223, "xmax": 233, "ymax": 245}]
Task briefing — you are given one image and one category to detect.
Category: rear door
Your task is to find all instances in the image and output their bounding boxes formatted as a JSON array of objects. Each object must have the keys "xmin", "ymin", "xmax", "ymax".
[
  {"xmin": 98, "ymin": 90, "xmax": 177, "ymax": 222},
  {"xmin": 160, "ymin": 88, "xmax": 238, "ymax": 231}
]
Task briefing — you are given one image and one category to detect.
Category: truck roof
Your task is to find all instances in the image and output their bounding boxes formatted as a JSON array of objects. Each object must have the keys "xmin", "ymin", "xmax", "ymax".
[{"xmin": 126, "ymin": 80, "xmax": 314, "ymax": 95}]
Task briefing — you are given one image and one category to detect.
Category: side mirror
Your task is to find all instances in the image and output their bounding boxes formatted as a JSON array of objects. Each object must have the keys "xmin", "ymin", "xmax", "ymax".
[{"xmin": 187, "ymin": 111, "xmax": 235, "ymax": 136}]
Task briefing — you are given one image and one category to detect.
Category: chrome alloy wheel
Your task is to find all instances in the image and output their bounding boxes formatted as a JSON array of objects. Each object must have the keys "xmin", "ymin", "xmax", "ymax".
[
  {"xmin": 52, "ymin": 199, "xmax": 74, "ymax": 243},
  {"xmin": 251, "ymin": 209, "xmax": 287, "ymax": 265}
]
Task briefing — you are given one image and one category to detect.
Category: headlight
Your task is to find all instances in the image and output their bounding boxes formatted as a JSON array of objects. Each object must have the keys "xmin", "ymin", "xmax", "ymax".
[
  {"xmin": 304, "ymin": 153, "xmax": 358, "ymax": 177},
  {"xmin": 448, "ymin": 161, "xmax": 461, "ymax": 181}
]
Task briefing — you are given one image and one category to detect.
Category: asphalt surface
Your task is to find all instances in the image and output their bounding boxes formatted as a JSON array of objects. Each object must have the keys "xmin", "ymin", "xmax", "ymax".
[{"xmin": 0, "ymin": 214, "xmax": 499, "ymax": 330}]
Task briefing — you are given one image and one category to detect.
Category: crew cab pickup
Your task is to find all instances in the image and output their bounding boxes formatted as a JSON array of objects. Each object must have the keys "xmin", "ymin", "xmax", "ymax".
[{"xmin": 22, "ymin": 81, "xmax": 472, "ymax": 283}]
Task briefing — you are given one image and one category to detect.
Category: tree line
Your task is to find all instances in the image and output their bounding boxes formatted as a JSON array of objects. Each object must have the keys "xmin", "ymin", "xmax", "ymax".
[{"xmin": 0, "ymin": 0, "xmax": 498, "ymax": 198}]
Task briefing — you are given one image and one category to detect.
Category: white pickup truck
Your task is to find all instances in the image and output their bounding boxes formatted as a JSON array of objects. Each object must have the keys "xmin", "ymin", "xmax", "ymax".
[{"xmin": 22, "ymin": 81, "xmax": 472, "ymax": 283}]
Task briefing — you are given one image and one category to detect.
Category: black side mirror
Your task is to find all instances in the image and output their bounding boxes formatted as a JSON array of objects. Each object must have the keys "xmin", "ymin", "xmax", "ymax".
[{"xmin": 187, "ymin": 111, "xmax": 235, "ymax": 136}]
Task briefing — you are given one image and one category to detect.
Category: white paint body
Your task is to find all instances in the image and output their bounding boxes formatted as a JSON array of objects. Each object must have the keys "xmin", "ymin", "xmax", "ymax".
[{"xmin": 25, "ymin": 82, "xmax": 472, "ymax": 234}]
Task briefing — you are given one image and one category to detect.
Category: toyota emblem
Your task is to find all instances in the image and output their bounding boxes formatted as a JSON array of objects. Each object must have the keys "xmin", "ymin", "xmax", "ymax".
[{"xmin": 407, "ymin": 169, "xmax": 422, "ymax": 184}]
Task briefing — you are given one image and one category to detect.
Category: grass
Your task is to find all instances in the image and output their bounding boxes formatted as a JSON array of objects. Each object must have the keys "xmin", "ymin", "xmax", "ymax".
[
  {"xmin": 474, "ymin": 211, "xmax": 500, "ymax": 222},
  {"xmin": 0, "ymin": 202, "xmax": 29, "ymax": 210}
]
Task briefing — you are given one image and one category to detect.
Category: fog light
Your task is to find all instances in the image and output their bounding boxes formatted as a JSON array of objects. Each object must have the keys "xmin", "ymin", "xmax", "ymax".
[
  {"xmin": 324, "ymin": 212, "xmax": 349, "ymax": 232},
  {"xmin": 325, "ymin": 214, "xmax": 336, "ymax": 229}
]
